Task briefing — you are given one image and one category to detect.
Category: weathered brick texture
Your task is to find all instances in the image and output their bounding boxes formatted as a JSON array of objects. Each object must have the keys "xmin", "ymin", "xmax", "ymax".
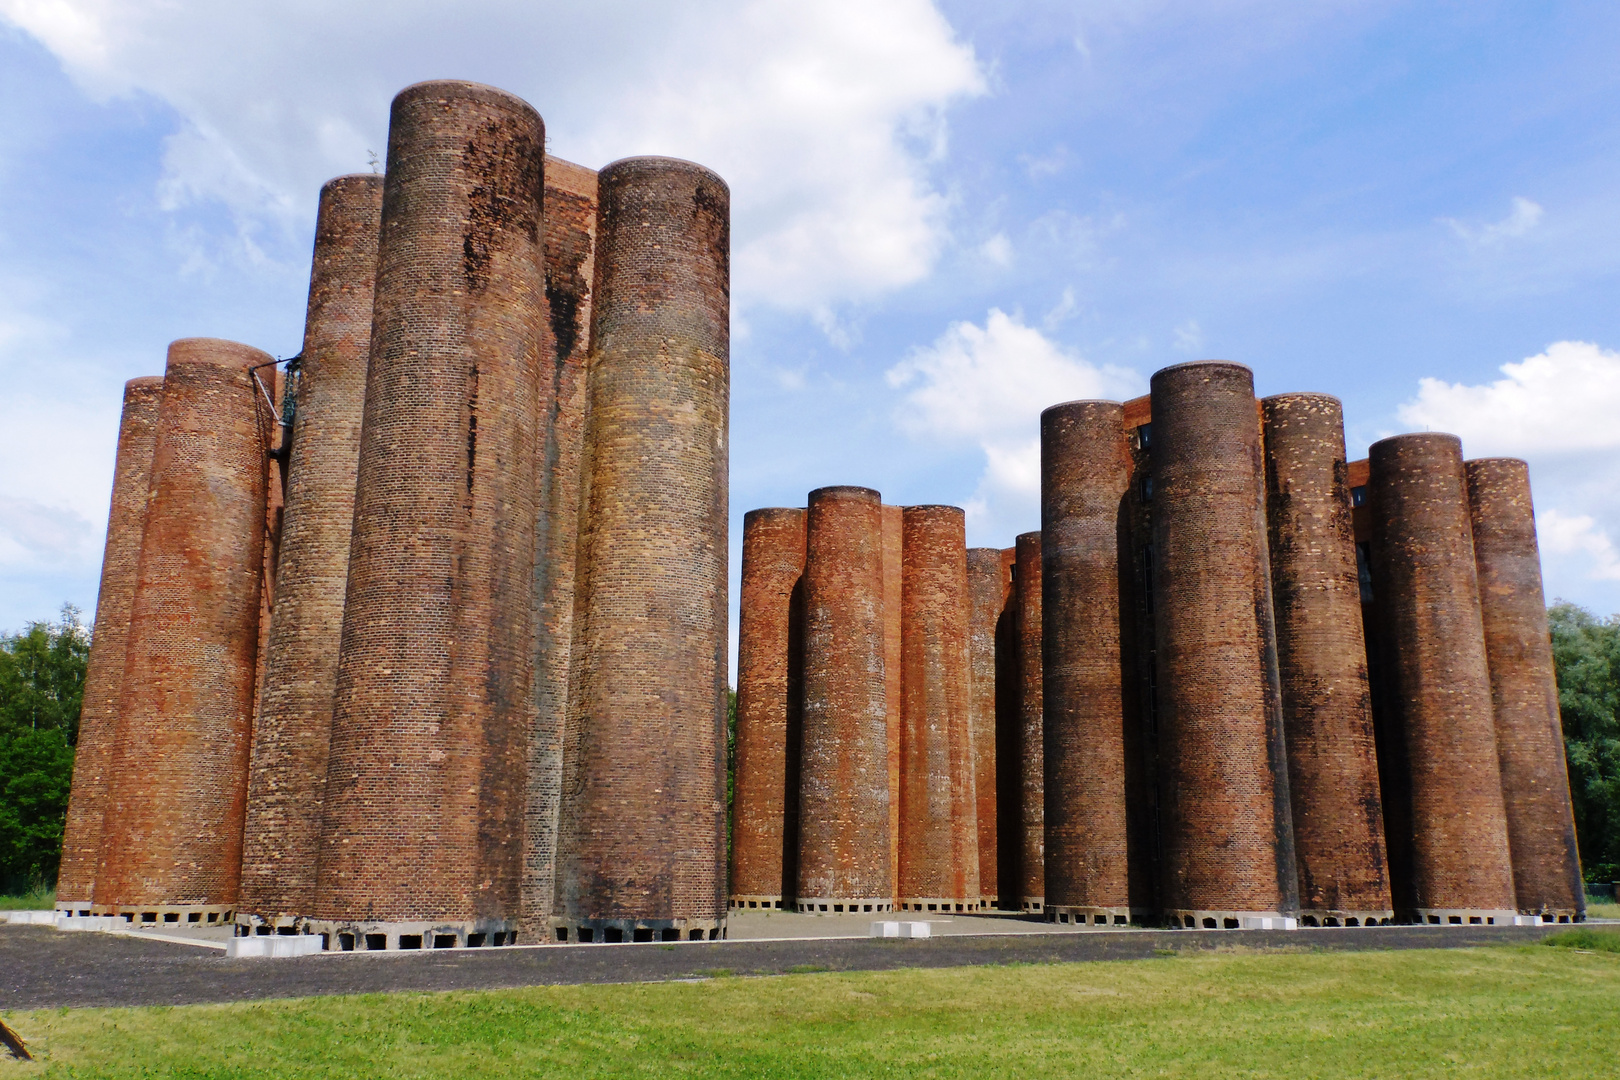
[
  {"xmin": 731, "ymin": 507, "xmax": 806, "ymax": 908},
  {"xmin": 56, "ymin": 377, "xmax": 163, "ymax": 909},
  {"xmin": 239, "ymin": 173, "xmax": 383, "ymax": 926},
  {"xmin": 314, "ymin": 81, "xmax": 544, "ymax": 944},
  {"xmin": 1014, "ymin": 531, "xmax": 1045, "ymax": 911},
  {"xmin": 796, "ymin": 486, "xmax": 893, "ymax": 911},
  {"xmin": 896, "ymin": 505, "xmax": 979, "ymax": 911},
  {"xmin": 993, "ymin": 546, "xmax": 1022, "ymax": 908},
  {"xmin": 1040, "ymin": 401, "xmax": 1134, "ymax": 923},
  {"xmin": 882, "ymin": 503, "xmax": 903, "ymax": 892},
  {"xmin": 1149, "ymin": 361, "xmax": 1298, "ymax": 925},
  {"xmin": 556, "ymin": 156, "xmax": 730, "ymax": 943},
  {"xmin": 96, "ymin": 339, "xmax": 271, "ymax": 915},
  {"xmin": 1367, "ymin": 433, "xmax": 1515, "ymax": 922},
  {"xmin": 1465, "ymin": 458, "xmax": 1584, "ymax": 919},
  {"xmin": 965, "ymin": 547, "xmax": 1007, "ymax": 906},
  {"xmin": 1261, "ymin": 394, "xmax": 1392, "ymax": 924}
]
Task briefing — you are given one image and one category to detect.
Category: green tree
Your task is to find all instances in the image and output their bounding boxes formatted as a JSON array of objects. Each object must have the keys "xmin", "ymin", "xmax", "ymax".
[{"xmin": 1548, "ymin": 601, "xmax": 1620, "ymax": 883}]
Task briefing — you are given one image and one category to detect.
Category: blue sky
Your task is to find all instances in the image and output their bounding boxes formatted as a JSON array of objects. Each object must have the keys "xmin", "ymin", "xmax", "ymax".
[{"xmin": 2, "ymin": 0, "xmax": 1618, "ymax": 664}]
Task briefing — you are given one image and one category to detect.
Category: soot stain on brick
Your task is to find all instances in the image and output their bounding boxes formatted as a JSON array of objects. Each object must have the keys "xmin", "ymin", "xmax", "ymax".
[{"xmin": 462, "ymin": 122, "xmax": 542, "ymax": 293}]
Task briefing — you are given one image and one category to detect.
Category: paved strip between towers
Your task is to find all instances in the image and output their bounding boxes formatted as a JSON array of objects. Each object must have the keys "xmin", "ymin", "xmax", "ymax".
[{"xmin": 0, "ymin": 922, "xmax": 1578, "ymax": 1010}]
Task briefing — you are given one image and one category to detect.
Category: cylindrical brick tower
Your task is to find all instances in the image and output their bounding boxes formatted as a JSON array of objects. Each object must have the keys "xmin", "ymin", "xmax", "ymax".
[
  {"xmin": 313, "ymin": 81, "xmax": 544, "ymax": 950},
  {"xmin": 237, "ymin": 173, "xmax": 383, "ymax": 931},
  {"xmin": 881, "ymin": 503, "xmax": 904, "ymax": 892},
  {"xmin": 966, "ymin": 547, "xmax": 1007, "ymax": 908},
  {"xmin": 555, "ymin": 156, "xmax": 730, "ymax": 944},
  {"xmin": 896, "ymin": 505, "xmax": 979, "ymax": 912},
  {"xmin": 1040, "ymin": 401, "xmax": 1136, "ymax": 926},
  {"xmin": 522, "ymin": 156, "xmax": 599, "ymax": 938},
  {"xmin": 1014, "ymin": 531, "xmax": 1045, "ymax": 913},
  {"xmin": 94, "ymin": 339, "xmax": 271, "ymax": 922},
  {"xmin": 55, "ymin": 377, "xmax": 163, "ymax": 913},
  {"xmin": 795, "ymin": 486, "xmax": 893, "ymax": 914},
  {"xmin": 1367, "ymin": 433, "xmax": 1515, "ymax": 924},
  {"xmin": 730, "ymin": 507, "xmax": 807, "ymax": 911},
  {"xmin": 1150, "ymin": 361, "xmax": 1298, "ymax": 928},
  {"xmin": 1260, "ymin": 394, "xmax": 1392, "ymax": 927},
  {"xmin": 1465, "ymin": 458, "xmax": 1584, "ymax": 921}
]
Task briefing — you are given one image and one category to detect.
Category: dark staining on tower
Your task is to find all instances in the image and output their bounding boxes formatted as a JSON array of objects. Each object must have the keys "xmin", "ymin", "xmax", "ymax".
[{"xmin": 1014, "ymin": 531, "xmax": 1045, "ymax": 912}]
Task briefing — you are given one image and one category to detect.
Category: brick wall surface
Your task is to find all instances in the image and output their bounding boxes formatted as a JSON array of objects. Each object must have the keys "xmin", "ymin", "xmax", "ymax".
[
  {"xmin": 796, "ymin": 486, "xmax": 892, "ymax": 909},
  {"xmin": 1014, "ymin": 531, "xmax": 1045, "ymax": 910},
  {"xmin": 96, "ymin": 339, "xmax": 271, "ymax": 911},
  {"xmin": 1040, "ymin": 401, "xmax": 1133, "ymax": 920},
  {"xmin": 731, "ymin": 507, "xmax": 807, "ymax": 906},
  {"xmin": 315, "ymin": 81, "xmax": 544, "ymax": 933},
  {"xmin": 1261, "ymin": 393, "xmax": 1392, "ymax": 922},
  {"xmin": 56, "ymin": 377, "xmax": 163, "ymax": 906},
  {"xmin": 1465, "ymin": 458, "xmax": 1585, "ymax": 917},
  {"xmin": 1367, "ymin": 433, "xmax": 1516, "ymax": 919},
  {"xmin": 251, "ymin": 366, "xmax": 285, "ymax": 761},
  {"xmin": 1119, "ymin": 409, "xmax": 1158, "ymax": 917},
  {"xmin": 993, "ymin": 546, "xmax": 1022, "ymax": 908},
  {"xmin": 239, "ymin": 173, "xmax": 383, "ymax": 925},
  {"xmin": 882, "ymin": 503, "xmax": 903, "ymax": 892},
  {"xmin": 555, "ymin": 156, "xmax": 730, "ymax": 941},
  {"xmin": 1149, "ymin": 361, "xmax": 1298, "ymax": 921},
  {"xmin": 965, "ymin": 547, "xmax": 1007, "ymax": 905},
  {"xmin": 896, "ymin": 505, "xmax": 979, "ymax": 909},
  {"xmin": 521, "ymin": 156, "xmax": 598, "ymax": 936}
]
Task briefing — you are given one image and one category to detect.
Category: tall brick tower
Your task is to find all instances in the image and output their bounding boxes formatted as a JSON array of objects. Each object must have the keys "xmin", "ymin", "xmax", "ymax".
[
  {"xmin": 1014, "ymin": 531, "xmax": 1045, "ymax": 913},
  {"xmin": 1465, "ymin": 458, "xmax": 1584, "ymax": 921},
  {"xmin": 896, "ymin": 505, "xmax": 979, "ymax": 912},
  {"xmin": 55, "ymin": 376, "xmax": 163, "ymax": 914},
  {"xmin": 881, "ymin": 503, "xmax": 904, "ymax": 892},
  {"xmin": 1040, "ymin": 401, "xmax": 1136, "ymax": 926},
  {"xmin": 555, "ymin": 156, "xmax": 730, "ymax": 944},
  {"xmin": 522, "ymin": 156, "xmax": 599, "ymax": 938},
  {"xmin": 95, "ymin": 339, "xmax": 272, "ymax": 923},
  {"xmin": 966, "ymin": 547, "xmax": 1008, "ymax": 908},
  {"xmin": 1367, "ymin": 433, "xmax": 1515, "ymax": 924},
  {"xmin": 1260, "ymin": 393, "xmax": 1392, "ymax": 926},
  {"xmin": 238, "ymin": 173, "xmax": 383, "ymax": 931},
  {"xmin": 312, "ymin": 81, "xmax": 544, "ymax": 950},
  {"xmin": 796, "ymin": 486, "xmax": 893, "ymax": 913},
  {"xmin": 1149, "ymin": 361, "xmax": 1297, "ymax": 928},
  {"xmin": 730, "ymin": 507, "xmax": 807, "ymax": 911}
]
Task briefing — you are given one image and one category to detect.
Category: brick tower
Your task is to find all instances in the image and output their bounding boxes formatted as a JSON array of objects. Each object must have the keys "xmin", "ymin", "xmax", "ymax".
[
  {"xmin": 881, "ymin": 503, "xmax": 904, "ymax": 892},
  {"xmin": 966, "ymin": 547, "xmax": 1008, "ymax": 908},
  {"xmin": 238, "ymin": 173, "xmax": 383, "ymax": 931},
  {"xmin": 521, "ymin": 156, "xmax": 599, "ymax": 938},
  {"xmin": 1367, "ymin": 433, "xmax": 1515, "ymax": 924},
  {"xmin": 1040, "ymin": 400, "xmax": 1136, "ymax": 926},
  {"xmin": 555, "ymin": 156, "xmax": 730, "ymax": 944},
  {"xmin": 312, "ymin": 81, "xmax": 544, "ymax": 950},
  {"xmin": 896, "ymin": 505, "xmax": 980, "ymax": 912},
  {"xmin": 796, "ymin": 486, "xmax": 893, "ymax": 914},
  {"xmin": 1465, "ymin": 458, "xmax": 1584, "ymax": 921},
  {"xmin": 1149, "ymin": 361, "xmax": 1298, "ymax": 928},
  {"xmin": 993, "ymin": 546, "xmax": 1022, "ymax": 908},
  {"xmin": 55, "ymin": 376, "xmax": 162, "ymax": 913},
  {"xmin": 95, "ymin": 339, "xmax": 272, "ymax": 923},
  {"xmin": 730, "ymin": 507, "xmax": 807, "ymax": 911},
  {"xmin": 1014, "ymin": 530, "xmax": 1045, "ymax": 913},
  {"xmin": 1260, "ymin": 393, "xmax": 1392, "ymax": 926}
]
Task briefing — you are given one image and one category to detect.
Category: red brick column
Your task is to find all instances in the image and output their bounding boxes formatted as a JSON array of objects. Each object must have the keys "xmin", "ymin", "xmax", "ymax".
[
  {"xmin": 314, "ymin": 81, "xmax": 544, "ymax": 950},
  {"xmin": 796, "ymin": 486, "xmax": 893, "ymax": 913},
  {"xmin": 993, "ymin": 546, "xmax": 1022, "ymax": 908},
  {"xmin": 1014, "ymin": 531, "xmax": 1045, "ymax": 912},
  {"xmin": 896, "ymin": 505, "xmax": 979, "ymax": 912},
  {"xmin": 1466, "ymin": 458, "xmax": 1584, "ymax": 921},
  {"xmin": 1367, "ymin": 433, "xmax": 1515, "ymax": 924},
  {"xmin": 1261, "ymin": 393, "xmax": 1392, "ymax": 926},
  {"xmin": 95, "ymin": 339, "xmax": 271, "ymax": 921},
  {"xmin": 966, "ymin": 547, "xmax": 1008, "ymax": 907},
  {"xmin": 56, "ymin": 376, "xmax": 163, "ymax": 911},
  {"xmin": 881, "ymin": 503, "xmax": 904, "ymax": 893},
  {"xmin": 1150, "ymin": 361, "xmax": 1298, "ymax": 928},
  {"xmin": 238, "ymin": 173, "xmax": 383, "ymax": 930},
  {"xmin": 730, "ymin": 507, "xmax": 807, "ymax": 910},
  {"xmin": 555, "ymin": 156, "xmax": 730, "ymax": 944},
  {"xmin": 1040, "ymin": 401, "xmax": 1135, "ymax": 925}
]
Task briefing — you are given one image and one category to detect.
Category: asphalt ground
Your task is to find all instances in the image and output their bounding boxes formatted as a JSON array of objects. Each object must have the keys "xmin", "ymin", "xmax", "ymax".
[{"xmin": 0, "ymin": 921, "xmax": 1574, "ymax": 1010}]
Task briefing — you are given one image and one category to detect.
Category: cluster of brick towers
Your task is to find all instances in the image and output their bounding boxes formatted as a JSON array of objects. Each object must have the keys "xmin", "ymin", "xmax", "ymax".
[
  {"xmin": 733, "ymin": 362, "xmax": 1586, "ymax": 928},
  {"xmin": 55, "ymin": 80, "xmax": 732, "ymax": 948}
]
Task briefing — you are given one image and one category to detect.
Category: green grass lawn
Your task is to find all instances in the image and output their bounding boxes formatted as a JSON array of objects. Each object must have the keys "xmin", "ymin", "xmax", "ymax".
[
  {"xmin": 1585, "ymin": 899, "xmax": 1620, "ymax": 920},
  {"xmin": 3, "ymin": 938, "xmax": 1618, "ymax": 1078},
  {"xmin": 0, "ymin": 885, "xmax": 54, "ymax": 912}
]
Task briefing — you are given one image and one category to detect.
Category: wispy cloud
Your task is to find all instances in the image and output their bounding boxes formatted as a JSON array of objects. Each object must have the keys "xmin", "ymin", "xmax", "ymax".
[{"xmin": 1442, "ymin": 196, "xmax": 1544, "ymax": 246}]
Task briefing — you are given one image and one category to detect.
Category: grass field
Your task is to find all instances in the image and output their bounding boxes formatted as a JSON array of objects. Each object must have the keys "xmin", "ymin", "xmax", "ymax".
[
  {"xmin": 0, "ymin": 885, "xmax": 54, "ymax": 911},
  {"xmin": 2, "ymin": 937, "xmax": 1618, "ymax": 1078}
]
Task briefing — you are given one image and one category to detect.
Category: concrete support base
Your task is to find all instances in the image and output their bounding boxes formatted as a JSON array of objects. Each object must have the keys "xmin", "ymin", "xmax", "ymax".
[
  {"xmin": 728, "ymin": 895, "xmax": 788, "ymax": 911},
  {"xmin": 895, "ymin": 897, "xmax": 986, "ymax": 914},
  {"xmin": 1164, "ymin": 909, "xmax": 1300, "ymax": 930},
  {"xmin": 1297, "ymin": 909, "xmax": 1395, "ymax": 927},
  {"xmin": 1413, "ymin": 908, "xmax": 1517, "ymax": 927},
  {"xmin": 297, "ymin": 918, "xmax": 521, "ymax": 952},
  {"xmin": 1020, "ymin": 896, "xmax": 1045, "ymax": 914},
  {"xmin": 1045, "ymin": 905, "xmax": 1139, "ymax": 927},
  {"xmin": 1524, "ymin": 909, "xmax": 1584, "ymax": 924},
  {"xmin": 62, "ymin": 903, "xmax": 233, "ymax": 927},
  {"xmin": 550, "ymin": 916, "xmax": 727, "ymax": 944},
  {"xmin": 794, "ymin": 896, "xmax": 893, "ymax": 915}
]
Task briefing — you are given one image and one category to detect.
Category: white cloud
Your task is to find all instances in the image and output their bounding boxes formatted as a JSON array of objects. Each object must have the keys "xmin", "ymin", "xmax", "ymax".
[
  {"xmin": 979, "ymin": 232, "xmax": 1013, "ymax": 267},
  {"xmin": 0, "ymin": 495, "xmax": 95, "ymax": 566},
  {"xmin": 0, "ymin": 0, "xmax": 986, "ymax": 314},
  {"xmin": 1172, "ymin": 319, "xmax": 1203, "ymax": 354},
  {"xmin": 1442, "ymin": 196, "xmax": 1544, "ymax": 245},
  {"xmin": 1537, "ymin": 510, "xmax": 1620, "ymax": 583}
]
